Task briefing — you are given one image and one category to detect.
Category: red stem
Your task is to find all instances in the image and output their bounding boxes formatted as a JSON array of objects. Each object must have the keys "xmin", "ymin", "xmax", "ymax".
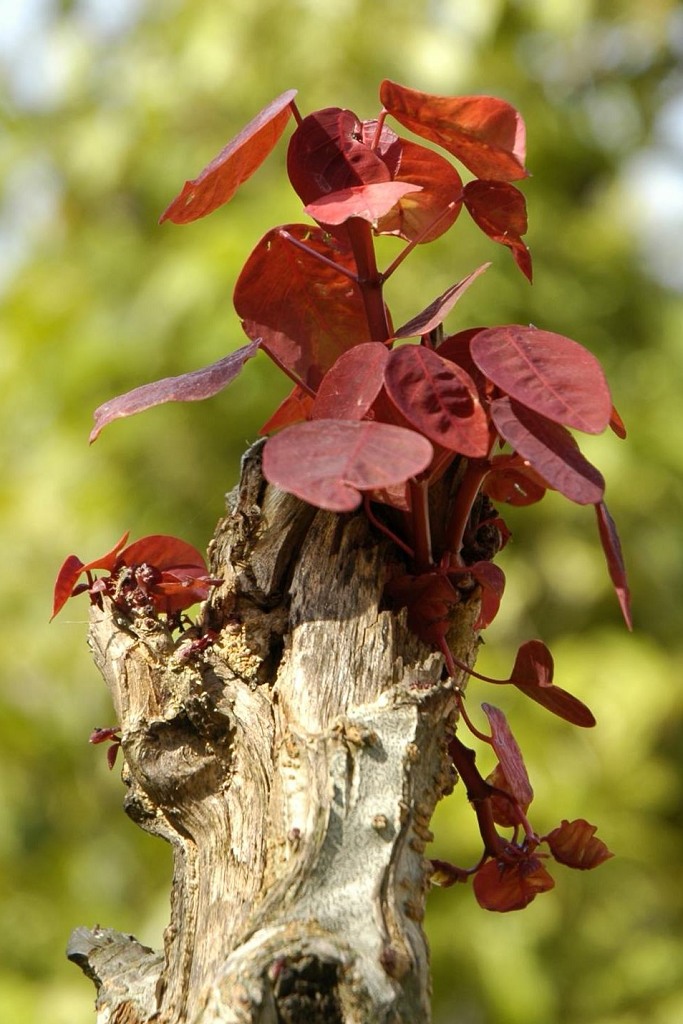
[
  {"xmin": 344, "ymin": 218, "xmax": 392, "ymax": 343},
  {"xmin": 382, "ymin": 199, "xmax": 461, "ymax": 282},
  {"xmin": 409, "ymin": 479, "xmax": 434, "ymax": 572},
  {"xmin": 443, "ymin": 459, "xmax": 491, "ymax": 565}
]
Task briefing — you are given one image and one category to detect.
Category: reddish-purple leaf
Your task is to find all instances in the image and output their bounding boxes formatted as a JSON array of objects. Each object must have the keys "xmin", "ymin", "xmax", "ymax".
[
  {"xmin": 305, "ymin": 182, "xmax": 421, "ymax": 227},
  {"xmin": 510, "ymin": 639, "xmax": 596, "ymax": 727},
  {"xmin": 609, "ymin": 405, "xmax": 627, "ymax": 439},
  {"xmin": 374, "ymin": 138, "xmax": 464, "ymax": 243},
  {"xmin": 311, "ymin": 343, "xmax": 389, "ymax": 421},
  {"xmin": 394, "ymin": 265, "xmax": 490, "ymax": 339},
  {"xmin": 464, "ymin": 180, "xmax": 532, "ymax": 281},
  {"xmin": 490, "ymin": 397, "xmax": 605, "ymax": 505},
  {"xmin": 160, "ymin": 90, "xmax": 297, "ymax": 224},
  {"xmin": 262, "ymin": 419, "xmax": 433, "ymax": 512},
  {"xmin": 595, "ymin": 501, "xmax": 632, "ymax": 630},
  {"xmin": 484, "ymin": 455, "xmax": 547, "ymax": 507},
  {"xmin": 473, "ymin": 856, "xmax": 555, "ymax": 912},
  {"xmin": 380, "ymin": 80, "xmax": 528, "ymax": 182},
  {"xmin": 471, "ymin": 325, "xmax": 612, "ymax": 434},
  {"xmin": 90, "ymin": 341, "xmax": 260, "ymax": 442},
  {"xmin": 544, "ymin": 819, "xmax": 614, "ymax": 870},
  {"xmin": 287, "ymin": 107, "xmax": 391, "ymax": 206},
  {"xmin": 486, "ymin": 763, "xmax": 531, "ymax": 828},
  {"xmin": 119, "ymin": 535, "xmax": 207, "ymax": 574},
  {"xmin": 234, "ymin": 224, "xmax": 372, "ymax": 391},
  {"xmin": 384, "ymin": 345, "xmax": 490, "ymax": 457},
  {"xmin": 385, "ymin": 570, "xmax": 459, "ymax": 648},
  {"xmin": 481, "ymin": 703, "xmax": 534, "ymax": 809},
  {"xmin": 468, "ymin": 561, "xmax": 506, "ymax": 630},
  {"xmin": 51, "ymin": 532, "xmax": 130, "ymax": 619}
]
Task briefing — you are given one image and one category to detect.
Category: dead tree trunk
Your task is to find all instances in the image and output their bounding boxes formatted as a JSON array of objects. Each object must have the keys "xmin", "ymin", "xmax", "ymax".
[{"xmin": 68, "ymin": 444, "xmax": 480, "ymax": 1023}]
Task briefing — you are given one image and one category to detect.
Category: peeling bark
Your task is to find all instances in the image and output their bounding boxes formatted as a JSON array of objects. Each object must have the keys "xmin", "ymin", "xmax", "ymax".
[{"xmin": 70, "ymin": 443, "xmax": 480, "ymax": 1023}]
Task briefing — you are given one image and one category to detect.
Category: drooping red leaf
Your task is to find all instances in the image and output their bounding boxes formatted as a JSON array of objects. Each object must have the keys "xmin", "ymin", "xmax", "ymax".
[
  {"xmin": 486, "ymin": 762, "xmax": 532, "ymax": 828},
  {"xmin": 394, "ymin": 265, "xmax": 490, "ymax": 339},
  {"xmin": 481, "ymin": 703, "xmax": 534, "ymax": 809},
  {"xmin": 234, "ymin": 224, "xmax": 372, "ymax": 391},
  {"xmin": 509, "ymin": 639, "xmax": 596, "ymax": 727},
  {"xmin": 160, "ymin": 90, "xmax": 297, "ymax": 224},
  {"xmin": 483, "ymin": 455, "xmax": 547, "ymax": 507},
  {"xmin": 305, "ymin": 181, "xmax": 421, "ymax": 227},
  {"xmin": 595, "ymin": 500, "xmax": 632, "ymax": 630},
  {"xmin": 464, "ymin": 180, "xmax": 532, "ymax": 281},
  {"xmin": 287, "ymin": 108, "xmax": 392, "ymax": 207},
  {"xmin": 490, "ymin": 397, "xmax": 605, "ymax": 505},
  {"xmin": 380, "ymin": 80, "xmax": 528, "ymax": 181},
  {"xmin": 467, "ymin": 561, "xmax": 506, "ymax": 630},
  {"xmin": 473, "ymin": 856, "xmax": 555, "ymax": 912},
  {"xmin": 471, "ymin": 326, "xmax": 612, "ymax": 434},
  {"xmin": 90, "ymin": 341, "xmax": 260, "ymax": 442},
  {"xmin": 609, "ymin": 405, "xmax": 627, "ymax": 439},
  {"xmin": 374, "ymin": 138, "xmax": 464, "ymax": 243},
  {"xmin": 544, "ymin": 819, "xmax": 614, "ymax": 870},
  {"xmin": 259, "ymin": 385, "xmax": 315, "ymax": 434},
  {"xmin": 310, "ymin": 343, "xmax": 389, "ymax": 421},
  {"xmin": 384, "ymin": 345, "xmax": 490, "ymax": 457},
  {"xmin": 51, "ymin": 532, "xmax": 130, "ymax": 619},
  {"xmin": 262, "ymin": 419, "xmax": 433, "ymax": 512}
]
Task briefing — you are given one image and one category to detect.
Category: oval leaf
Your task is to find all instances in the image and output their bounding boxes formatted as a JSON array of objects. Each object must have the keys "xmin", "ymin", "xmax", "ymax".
[
  {"xmin": 481, "ymin": 703, "xmax": 534, "ymax": 809},
  {"xmin": 490, "ymin": 397, "xmax": 605, "ymax": 505},
  {"xmin": 473, "ymin": 857, "xmax": 555, "ymax": 912},
  {"xmin": 160, "ymin": 90, "xmax": 297, "ymax": 224},
  {"xmin": 374, "ymin": 138, "xmax": 464, "ymax": 243},
  {"xmin": 471, "ymin": 325, "xmax": 611, "ymax": 434},
  {"xmin": 464, "ymin": 180, "xmax": 532, "ymax": 281},
  {"xmin": 311, "ymin": 343, "xmax": 389, "ymax": 421},
  {"xmin": 544, "ymin": 819, "xmax": 614, "ymax": 870},
  {"xmin": 119, "ymin": 535, "xmax": 207, "ymax": 573},
  {"xmin": 90, "ymin": 341, "xmax": 260, "ymax": 442},
  {"xmin": 384, "ymin": 345, "xmax": 490, "ymax": 457},
  {"xmin": 305, "ymin": 182, "xmax": 421, "ymax": 227},
  {"xmin": 380, "ymin": 80, "xmax": 528, "ymax": 181},
  {"xmin": 262, "ymin": 419, "xmax": 433, "ymax": 512}
]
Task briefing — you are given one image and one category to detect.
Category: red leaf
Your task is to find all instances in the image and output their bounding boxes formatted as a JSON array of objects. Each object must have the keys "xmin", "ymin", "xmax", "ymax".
[
  {"xmin": 305, "ymin": 181, "xmax": 421, "ymax": 227},
  {"xmin": 385, "ymin": 570, "xmax": 459, "ymax": 648},
  {"xmin": 467, "ymin": 561, "xmax": 506, "ymax": 630},
  {"xmin": 490, "ymin": 397, "xmax": 605, "ymax": 505},
  {"xmin": 374, "ymin": 138, "xmax": 464, "ymax": 243},
  {"xmin": 484, "ymin": 456, "xmax": 548, "ymax": 507},
  {"xmin": 481, "ymin": 703, "xmax": 534, "ymax": 809},
  {"xmin": 471, "ymin": 326, "xmax": 612, "ymax": 434},
  {"xmin": 429, "ymin": 858, "xmax": 471, "ymax": 887},
  {"xmin": 510, "ymin": 639, "xmax": 596, "ymax": 727},
  {"xmin": 259, "ymin": 385, "xmax": 315, "ymax": 434},
  {"xmin": 609, "ymin": 405, "xmax": 627, "ymax": 439},
  {"xmin": 486, "ymin": 762, "xmax": 531, "ymax": 827},
  {"xmin": 384, "ymin": 345, "xmax": 490, "ymax": 457},
  {"xmin": 51, "ymin": 532, "xmax": 130, "ymax": 619},
  {"xmin": 595, "ymin": 501, "xmax": 632, "ymax": 630},
  {"xmin": 90, "ymin": 342, "xmax": 260, "ymax": 442},
  {"xmin": 464, "ymin": 180, "xmax": 532, "ymax": 281},
  {"xmin": 119, "ymin": 535, "xmax": 207, "ymax": 573},
  {"xmin": 544, "ymin": 819, "xmax": 614, "ymax": 870},
  {"xmin": 262, "ymin": 419, "xmax": 433, "ymax": 512},
  {"xmin": 394, "ymin": 265, "xmax": 490, "ymax": 339},
  {"xmin": 287, "ymin": 108, "xmax": 392, "ymax": 206},
  {"xmin": 380, "ymin": 80, "xmax": 528, "ymax": 182},
  {"xmin": 159, "ymin": 90, "xmax": 297, "ymax": 224},
  {"xmin": 234, "ymin": 225, "xmax": 372, "ymax": 391},
  {"xmin": 310, "ymin": 343, "xmax": 389, "ymax": 421},
  {"xmin": 473, "ymin": 856, "xmax": 555, "ymax": 912}
]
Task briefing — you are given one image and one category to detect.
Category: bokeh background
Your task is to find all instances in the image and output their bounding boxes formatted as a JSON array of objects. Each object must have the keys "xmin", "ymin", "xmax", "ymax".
[{"xmin": 2, "ymin": 1, "xmax": 682, "ymax": 1021}]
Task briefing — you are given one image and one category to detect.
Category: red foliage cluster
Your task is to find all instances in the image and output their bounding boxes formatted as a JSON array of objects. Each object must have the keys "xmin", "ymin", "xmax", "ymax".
[{"xmin": 63, "ymin": 81, "xmax": 629, "ymax": 910}]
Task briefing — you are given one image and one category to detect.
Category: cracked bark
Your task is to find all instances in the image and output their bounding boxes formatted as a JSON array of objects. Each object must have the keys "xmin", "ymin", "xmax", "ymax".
[{"xmin": 68, "ymin": 443, "xmax": 480, "ymax": 1023}]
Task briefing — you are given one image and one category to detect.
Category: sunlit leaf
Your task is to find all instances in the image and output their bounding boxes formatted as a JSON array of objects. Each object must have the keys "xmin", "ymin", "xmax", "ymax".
[
  {"xmin": 473, "ymin": 856, "xmax": 555, "ymax": 912},
  {"xmin": 305, "ymin": 181, "xmax": 421, "ymax": 226},
  {"xmin": 384, "ymin": 345, "xmax": 490, "ymax": 456},
  {"xmin": 310, "ymin": 343, "xmax": 389, "ymax": 420},
  {"xmin": 380, "ymin": 80, "xmax": 528, "ymax": 181},
  {"xmin": 160, "ymin": 90, "xmax": 297, "ymax": 224},
  {"xmin": 394, "ymin": 265, "xmax": 490, "ymax": 339},
  {"xmin": 483, "ymin": 455, "xmax": 547, "ymax": 507},
  {"xmin": 90, "ymin": 342, "xmax": 260, "ymax": 442},
  {"xmin": 464, "ymin": 180, "xmax": 532, "ymax": 281},
  {"xmin": 259, "ymin": 385, "xmax": 315, "ymax": 435},
  {"xmin": 490, "ymin": 397, "xmax": 605, "ymax": 505},
  {"xmin": 51, "ymin": 532, "xmax": 130, "ymax": 619},
  {"xmin": 544, "ymin": 819, "xmax": 614, "ymax": 870},
  {"xmin": 374, "ymin": 138, "xmax": 464, "ymax": 243},
  {"xmin": 262, "ymin": 419, "xmax": 433, "ymax": 512},
  {"xmin": 471, "ymin": 325, "xmax": 612, "ymax": 434}
]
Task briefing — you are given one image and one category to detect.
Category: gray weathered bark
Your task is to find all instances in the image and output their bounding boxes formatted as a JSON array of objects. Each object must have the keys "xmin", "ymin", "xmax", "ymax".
[{"xmin": 68, "ymin": 443, "xmax": 480, "ymax": 1023}]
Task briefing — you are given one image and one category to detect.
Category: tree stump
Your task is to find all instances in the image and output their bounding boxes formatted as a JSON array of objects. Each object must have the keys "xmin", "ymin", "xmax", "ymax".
[{"xmin": 68, "ymin": 443, "xmax": 480, "ymax": 1023}]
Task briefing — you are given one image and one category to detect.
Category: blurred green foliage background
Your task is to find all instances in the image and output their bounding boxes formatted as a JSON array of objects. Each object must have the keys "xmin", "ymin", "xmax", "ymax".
[{"xmin": 1, "ymin": 0, "xmax": 682, "ymax": 1021}]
